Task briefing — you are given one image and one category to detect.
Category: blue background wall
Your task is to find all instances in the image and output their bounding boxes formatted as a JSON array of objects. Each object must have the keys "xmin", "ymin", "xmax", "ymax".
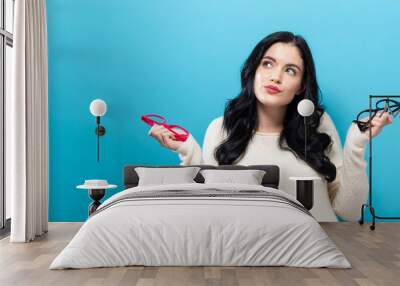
[{"xmin": 46, "ymin": 0, "xmax": 400, "ymax": 222}]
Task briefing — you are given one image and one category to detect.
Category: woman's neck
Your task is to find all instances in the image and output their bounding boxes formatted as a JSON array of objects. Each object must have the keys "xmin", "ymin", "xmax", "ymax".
[{"xmin": 256, "ymin": 103, "xmax": 287, "ymax": 133}]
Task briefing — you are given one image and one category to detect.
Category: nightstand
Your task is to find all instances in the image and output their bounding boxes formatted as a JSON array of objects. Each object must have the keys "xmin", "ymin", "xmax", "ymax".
[{"xmin": 77, "ymin": 179, "xmax": 117, "ymax": 216}]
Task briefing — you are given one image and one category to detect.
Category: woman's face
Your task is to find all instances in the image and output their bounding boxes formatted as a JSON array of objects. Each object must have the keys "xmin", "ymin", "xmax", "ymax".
[{"xmin": 253, "ymin": 42, "xmax": 304, "ymax": 107}]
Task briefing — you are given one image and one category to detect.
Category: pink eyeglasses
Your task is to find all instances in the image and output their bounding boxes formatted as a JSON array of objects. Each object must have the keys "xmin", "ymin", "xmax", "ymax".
[{"xmin": 141, "ymin": 114, "xmax": 189, "ymax": 142}]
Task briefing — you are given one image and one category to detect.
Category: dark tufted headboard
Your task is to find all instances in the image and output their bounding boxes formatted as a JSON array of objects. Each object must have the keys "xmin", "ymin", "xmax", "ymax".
[{"xmin": 124, "ymin": 165, "xmax": 280, "ymax": 189}]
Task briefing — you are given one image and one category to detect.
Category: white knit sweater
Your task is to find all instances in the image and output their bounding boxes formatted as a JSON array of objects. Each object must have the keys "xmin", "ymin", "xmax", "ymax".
[{"xmin": 174, "ymin": 112, "xmax": 369, "ymax": 222}]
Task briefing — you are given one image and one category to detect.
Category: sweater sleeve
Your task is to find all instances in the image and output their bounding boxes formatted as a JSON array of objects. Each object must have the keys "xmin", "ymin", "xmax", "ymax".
[
  {"xmin": 319, "ymin": 112, "xmax": 369, "ymax": 221},
  {"xmin": 173, "ymin": 117, "xmax": 225, "ymax": 166}
]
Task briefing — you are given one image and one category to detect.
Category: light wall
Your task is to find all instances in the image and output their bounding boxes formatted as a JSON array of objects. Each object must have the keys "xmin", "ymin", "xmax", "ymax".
[{"xmin": 47, "ymin": 0, "xmax": 400, "ymax": 221}]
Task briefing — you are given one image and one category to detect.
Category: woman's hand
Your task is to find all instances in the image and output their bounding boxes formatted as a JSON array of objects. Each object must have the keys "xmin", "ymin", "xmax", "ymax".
[
  {"xmin": 148, "ymin": 124, "xmax": 184, "ymax": 151},
  {"xmin": 360, "ymin": 111, "xmax": 393, "ymax": 138}
]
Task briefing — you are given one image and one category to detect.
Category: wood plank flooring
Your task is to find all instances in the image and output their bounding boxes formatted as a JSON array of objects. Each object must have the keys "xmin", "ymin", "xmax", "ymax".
[{"xmin": 0, "ymin": 222, "xmax": 399, "ymax": 286}]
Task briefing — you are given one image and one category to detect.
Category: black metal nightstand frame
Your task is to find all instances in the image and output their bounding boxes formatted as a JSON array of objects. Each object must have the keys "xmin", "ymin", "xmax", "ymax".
[{"xmin": 88, "ymin": 189, "xmax": 106, "ymax": 216}]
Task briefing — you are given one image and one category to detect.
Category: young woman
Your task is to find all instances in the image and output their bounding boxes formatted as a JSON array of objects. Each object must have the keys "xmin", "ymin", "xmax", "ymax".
[{"xmin": 147, "ymin": 31, "xmax": 392, "ymax": 222}]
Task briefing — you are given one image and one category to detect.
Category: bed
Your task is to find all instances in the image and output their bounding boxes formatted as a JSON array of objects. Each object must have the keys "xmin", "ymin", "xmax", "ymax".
[{"xmin": 49, "ymin": 164, "xmax": 350, "ymax": 269}]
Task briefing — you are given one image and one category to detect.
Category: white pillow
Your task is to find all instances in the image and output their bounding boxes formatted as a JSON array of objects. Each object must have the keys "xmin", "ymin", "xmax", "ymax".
[
  {"xmin": 135, "ymin": 167, "xmax": 201, "ymax": 186},
  {"xmin": 200, "ymin": 169, "xmax": 266, "ymax": 185}
]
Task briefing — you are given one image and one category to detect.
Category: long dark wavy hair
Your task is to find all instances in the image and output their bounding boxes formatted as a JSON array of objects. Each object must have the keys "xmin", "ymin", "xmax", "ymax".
[{"xmin": 215, "ymin": 31, "xmax": 336, "ymax": 183}]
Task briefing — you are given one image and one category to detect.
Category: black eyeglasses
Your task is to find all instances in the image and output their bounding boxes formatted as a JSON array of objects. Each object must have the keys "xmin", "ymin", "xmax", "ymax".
[{"xmin": 353, "ymin": 98, "xmax": 400, "ymax": 132}]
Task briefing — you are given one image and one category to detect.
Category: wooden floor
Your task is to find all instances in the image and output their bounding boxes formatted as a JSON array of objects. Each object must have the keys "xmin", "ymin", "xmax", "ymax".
[{"xmin": 0, "ymin": 222, "xmax": 399, "ymax": 286}]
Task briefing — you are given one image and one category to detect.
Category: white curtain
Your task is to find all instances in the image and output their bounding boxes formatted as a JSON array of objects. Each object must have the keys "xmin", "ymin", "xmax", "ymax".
[{"xmin": 7, "ymin": 0, "xmax": 48, "ymax": 242}]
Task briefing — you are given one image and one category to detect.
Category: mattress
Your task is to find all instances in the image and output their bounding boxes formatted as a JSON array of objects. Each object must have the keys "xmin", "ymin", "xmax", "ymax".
[{"xmin": 50, "ymin": 183, "xmax": 350, "ymax": 269}]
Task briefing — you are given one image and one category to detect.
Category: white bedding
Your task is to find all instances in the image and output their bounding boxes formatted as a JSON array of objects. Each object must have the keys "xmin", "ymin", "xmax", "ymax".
[{"xmin": 50, "ymin": 183, "xmax": 351, "ymax": 269}]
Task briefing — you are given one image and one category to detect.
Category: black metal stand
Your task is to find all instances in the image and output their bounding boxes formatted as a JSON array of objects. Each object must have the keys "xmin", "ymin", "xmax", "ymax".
[
  {"xmin": 296, "ymin": 180, "xmax": 314, "ymax": 210},
  {"xmin": 359, "ymin": 95, "xmax": 400, "ymax": 230},
  {"xmin": 88, "ymin": 188, "xmax": 105, "ymax": 216},
  {"xmin": 290, "ymin": 177, "xmax": 319, "ymax": 211}
]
